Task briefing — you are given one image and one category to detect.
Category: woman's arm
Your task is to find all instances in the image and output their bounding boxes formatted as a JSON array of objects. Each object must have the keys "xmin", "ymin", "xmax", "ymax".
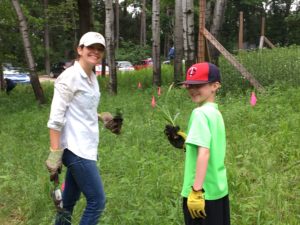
[{"xmin": 49, "ymin": 129, "xmax": 61, "ymax": 150}]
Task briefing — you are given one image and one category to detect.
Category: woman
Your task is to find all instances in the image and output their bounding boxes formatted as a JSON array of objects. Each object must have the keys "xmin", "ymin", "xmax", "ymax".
[{"xmin": 46, "ymin": 32, "xmax": 121, "ymax": 225}]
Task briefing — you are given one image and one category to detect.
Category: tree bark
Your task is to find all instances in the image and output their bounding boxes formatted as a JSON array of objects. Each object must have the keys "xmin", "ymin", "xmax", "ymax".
[
  {"xmin": 140, "ymin": 0, "xmax": 147, "ymax": 46},
  {"xmin": 0, "ymin": 62, "xmax": 4, "ymax": 91},
  {"xmin": 44, "ymin": 0, "xmax": 50, "ymax": 75},
  {"xmin": 12, "ymin": 0, "xmax": 46, "ymax": 104},
  {"xmin": 209, "ymin": 0, "xmax": 228, "ymax": 64},
  {"xmin": 205, "ymin": 0, "xmax": 213, "ymax": 28},
  {"xmin": 77, "ymin": 0, "xmax": 93, "ymax": 37},
  {"xmin": 174, "ymin": 0, "xmax": 183, "ymax": 83},
  {"xmin": 123, "ymin": 0, "xmax": 128, "ymax": 17},
  {"xmin": 115, "ymin": 0, "xmax": 120, "ymax": 50},
  {"xmin": 105, "ymin": 0, "xmax": 117, "ymax": 94},
  {"xmin": 182, "ymin": 0, "xmax": 195, "ymax": 72},
  {"xmin": 152, "ymin": 0, "xmax": 161, "ymax": 86}
]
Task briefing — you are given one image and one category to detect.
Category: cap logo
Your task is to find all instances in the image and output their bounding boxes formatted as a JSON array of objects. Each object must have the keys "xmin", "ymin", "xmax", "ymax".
[
  {"xmin": 94, "ymin": 33, "xmax": 102, "ymax": 39},
  {"xmin": 189, "ymin": 67, "xmax": 197, "ymax": 77}
]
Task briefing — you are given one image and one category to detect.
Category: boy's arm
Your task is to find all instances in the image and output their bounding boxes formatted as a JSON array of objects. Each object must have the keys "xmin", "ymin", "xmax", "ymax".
[
  {"xmin": 187, "ymin": 146, "xmax": 209, "ymax": 219},
  {"xmin": 193, "ymin": 147, "xmax": 210, "ymax": 190}
]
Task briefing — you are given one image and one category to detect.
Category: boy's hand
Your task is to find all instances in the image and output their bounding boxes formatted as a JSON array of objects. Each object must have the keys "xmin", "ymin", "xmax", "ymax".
[
  {"xmin": 187, "ymin": 188, "xmax": 206, "ymax": 219},
  {"xmin": 45, "ymin": 148, "xmax": 64, "ymax": 181},
  {"xmin": 164, "ymin": 125, "xmax": 186, "ymax": 149}
]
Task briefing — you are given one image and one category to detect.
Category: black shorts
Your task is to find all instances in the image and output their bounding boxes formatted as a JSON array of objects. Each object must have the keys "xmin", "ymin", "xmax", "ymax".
[{"xmin": 183, "ymin": 195, "xmax": 230, "ymax": 225}]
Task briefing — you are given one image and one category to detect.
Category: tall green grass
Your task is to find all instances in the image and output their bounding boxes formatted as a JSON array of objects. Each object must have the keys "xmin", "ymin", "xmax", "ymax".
[
  {"xmin": 219, "ymin": 46, "xmax": 300, "ymax": 94},
  {"xmin": 0, "ymin": 48, "xmax": 299, "ymax": 224}
]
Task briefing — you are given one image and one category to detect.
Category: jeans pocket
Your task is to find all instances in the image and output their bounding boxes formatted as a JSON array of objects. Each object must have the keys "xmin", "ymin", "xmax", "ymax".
[{"xmin": 62, "ymin": 149, "xmax": 81, "ymax": 167}]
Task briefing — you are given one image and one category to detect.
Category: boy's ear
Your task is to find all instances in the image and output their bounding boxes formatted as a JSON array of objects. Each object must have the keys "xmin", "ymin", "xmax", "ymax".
[{"xmin": 211, "ymin": 82, "xmax": 221, "ymax": 91}]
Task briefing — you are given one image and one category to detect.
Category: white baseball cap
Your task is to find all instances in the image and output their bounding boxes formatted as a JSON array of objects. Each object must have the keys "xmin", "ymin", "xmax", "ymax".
[{"xmin": 78, "ymin": 32, "xmax": 106, "ymax": 48}]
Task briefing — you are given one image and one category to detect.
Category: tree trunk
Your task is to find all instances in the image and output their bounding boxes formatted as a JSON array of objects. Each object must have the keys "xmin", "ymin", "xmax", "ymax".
[
  {"xmin": 44, "ymin": 0, "xmax": 50, "ymax": 75},
  {"xmin": 123, "ymin": 0, "xmax": 128, "ymax": 17},
  {"xmin": 115, "ymin": 0, "xmax": 119, "ymax": 50},
  {"xmin": 77, "ymin": 0, "xmax": 93, "ymax": 37},
  {"xmin": 140, "ymin": 0, "xmax": 147, "ymax": 46},
  {"xmin": 209, "ymin": 0, "xmax": 228, "ymax": 64},
  {"xmin": 152, "ymin": 0, "xmax": 161, "ymax": 86},
  {"xmin": 284, "ymin": 0, "xmax": 292, "ymax": 17},
  {"xmin": 0, "ymin": 63, "xmax": 4, "ymax": 91},
  {"xmin": 182, "ymin": 0, "xmax": 195, "ymax": 73},
  {"xmin": 174, "ymin": 0, "xmax": 183, "ymax": 83},
  {"xmin": 101, "ymin": 58, "xmax": 106, "ymax": 77},
  {"xmin": 105, "ymin": 0, "xmax": 117, "ymax": 94},
  {"xmin": 12, "ymin": 0, "xmax": 46, "ymax": 104},
  {"xmin": 205, "ymin": 0, "xmax": 213, "ymax": 28}
]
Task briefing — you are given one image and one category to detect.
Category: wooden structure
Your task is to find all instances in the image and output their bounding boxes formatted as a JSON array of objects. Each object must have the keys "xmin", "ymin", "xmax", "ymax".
[
  {"xmin": 197, "ymin": 0, "xmax": 265, "ymax": 92},
  {"xmin": 259, "ymin": 17, "xmax": 275, "ymax": 49},
  {"xmin": 239, "ymin": 11, "xmax": 244, "ymax": 50}
]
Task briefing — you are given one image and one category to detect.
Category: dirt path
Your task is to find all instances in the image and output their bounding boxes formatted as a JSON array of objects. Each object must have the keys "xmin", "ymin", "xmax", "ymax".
[{"xmin": 39, "ymin": 75, "xmax": 55, "ymax": 83}]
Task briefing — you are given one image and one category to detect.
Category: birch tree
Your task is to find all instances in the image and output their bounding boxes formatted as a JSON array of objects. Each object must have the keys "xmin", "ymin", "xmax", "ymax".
[
  {"xmin": 140, "ymin": 0, "xmax": 147, "ymax": 46},
  {"xmin": 174, "ymin": 0, "xmax": 183, "ymax": 83},
  {"xmin": 105, "ymin": 0, "xmax": 117, "ymax": 94},
  {"xmin": 11, "ymin": 0, "xmax": 45, "ymax": 104},
  {"xmin": 152, "ymin": 0, "xmax": 161, "ymax": 86},
  {"xmin": 182, "ymin": 0, "xmax": 195, "ymax": 72}
]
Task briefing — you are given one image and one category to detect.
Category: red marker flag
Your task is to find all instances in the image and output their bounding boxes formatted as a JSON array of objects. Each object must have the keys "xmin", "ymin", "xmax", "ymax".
[
  {"xmin": 61, "ymin": 181, "xmax": 65, "ymax": 191},
  {"xmin": 250, "ymin": 92, "xmax": 257, "ymax": 106},
  {"xmin": 151, "ymin": 96, "xmax": 156, "ymax": 108},
  {"xmin": 158, "ymin": 87, "xmax": 161, "ymax": 96},
  {"xmin": 138, "ymin": 82, "xmax": 142, "ymax": 89}
]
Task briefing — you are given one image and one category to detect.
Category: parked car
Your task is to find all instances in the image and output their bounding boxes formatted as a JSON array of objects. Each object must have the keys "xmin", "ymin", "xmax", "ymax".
[
  {"xmin": 2, "ymin": 63, "xmax": 30, "ymax": 83},
  {"xmin": 95, "ymin": 64, "xmax": 110, "ymax": 76},
  {"xmin": 50, "ymin": 61, "xmax": 73, "ymax": 78},
  {"xmin": 134, "ymin": 58, "xmax": 153, "ymax": 70},
  {"xmin": 162, "ymin": 60, "xmax": 171, "ymax": 64},
  {"xmin": 116, "ymin": 61, "xmax": 135, "ymax": 72}
]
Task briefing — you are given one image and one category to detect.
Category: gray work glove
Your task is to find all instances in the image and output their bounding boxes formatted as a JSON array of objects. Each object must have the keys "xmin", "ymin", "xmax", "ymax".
[{"xmin": 45, "ymin": 148, "xmax": 64, "ymax": 181}]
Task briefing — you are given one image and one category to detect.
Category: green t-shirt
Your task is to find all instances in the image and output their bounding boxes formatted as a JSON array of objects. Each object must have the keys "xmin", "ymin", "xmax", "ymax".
[{"xmin": 181, "ymin": 102, "xmax": 228, "ymax": 200}]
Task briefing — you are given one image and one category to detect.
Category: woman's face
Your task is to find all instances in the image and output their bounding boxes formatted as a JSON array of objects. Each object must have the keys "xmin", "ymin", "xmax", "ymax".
[{"xmin": 77, "ymin": 44, "xmax": 105, "ymax": 66}]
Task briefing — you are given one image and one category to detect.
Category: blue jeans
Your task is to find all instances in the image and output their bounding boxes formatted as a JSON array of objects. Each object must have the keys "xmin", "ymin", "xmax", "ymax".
[{"xmin": 55, "ymin": 149, "xmax": 106, "ymax": 225}]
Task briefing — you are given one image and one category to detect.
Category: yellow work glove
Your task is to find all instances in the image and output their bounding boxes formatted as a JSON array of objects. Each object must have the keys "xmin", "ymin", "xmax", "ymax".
[{"xmin": 187, "ymin": 188, "xmax": 206, "ymax": 219}]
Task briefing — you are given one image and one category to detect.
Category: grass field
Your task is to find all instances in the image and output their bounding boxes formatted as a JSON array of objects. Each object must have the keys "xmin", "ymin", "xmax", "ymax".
[{"xmin": 0, "ymin": 48, "xmax": 299, "ymax": 224}]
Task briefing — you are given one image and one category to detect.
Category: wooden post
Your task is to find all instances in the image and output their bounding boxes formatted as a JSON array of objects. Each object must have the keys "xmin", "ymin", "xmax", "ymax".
[
  {"xmin": 264, "ymin": 36, "xmax": 275, "ymax": 49},
  {"xmin": 203, "ymin": 28, "xmax": 265, "ymax": 92},
  {"xmin": 259, "ymin": 17, "xmax": 265, "ymax": 49},
  {"xmin": 261, "ymin": 17, "xmax": 265, "ymax": 37},
  {"xmin": 238, "ymin": 11, "xmax": 244, "ymax": 50},
  {"xmin": 198, "ymin": 0, "xmax": 206, "ymax": 62}
]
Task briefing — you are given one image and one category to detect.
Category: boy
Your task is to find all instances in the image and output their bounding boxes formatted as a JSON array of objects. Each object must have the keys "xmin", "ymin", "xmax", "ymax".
[{"xmin": 165, "ymin": 62, "xmax": 230, "ymax": 225}]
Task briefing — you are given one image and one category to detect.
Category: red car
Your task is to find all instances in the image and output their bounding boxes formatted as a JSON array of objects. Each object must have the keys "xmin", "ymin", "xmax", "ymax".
[{"xmin": 134, "ymin": 58, "xmax": 153, "ymax": 71}]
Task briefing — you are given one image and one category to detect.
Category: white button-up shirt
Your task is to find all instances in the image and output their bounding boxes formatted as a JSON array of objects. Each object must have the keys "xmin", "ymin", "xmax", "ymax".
[{"xmin": 47, "ymin": 61, "xmax": 100, "ymax": 161}]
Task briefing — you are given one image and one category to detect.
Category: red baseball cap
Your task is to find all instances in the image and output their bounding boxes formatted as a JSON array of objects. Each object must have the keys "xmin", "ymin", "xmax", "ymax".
[{"xmin": 181, "ymin": 62, "xmax": 221, "ymax": 85}]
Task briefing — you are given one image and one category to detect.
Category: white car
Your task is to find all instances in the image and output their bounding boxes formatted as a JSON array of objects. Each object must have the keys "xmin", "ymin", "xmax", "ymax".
[
  {"xmin": 3, "ymin": 64, "xmax": 30, "ymax": 83},
  {"xmin": 116, "ymin": 61, "xmax": 135, "ymax": 72},
  {"xmin": 95, "ymin": 64, "xmax": 110, "ymax": 76}
]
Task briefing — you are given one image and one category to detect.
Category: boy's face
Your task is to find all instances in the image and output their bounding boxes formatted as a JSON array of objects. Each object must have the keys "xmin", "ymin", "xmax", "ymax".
[{"xmin": 186, "ymin": 82, "xmax": 220, "ymax": 103}]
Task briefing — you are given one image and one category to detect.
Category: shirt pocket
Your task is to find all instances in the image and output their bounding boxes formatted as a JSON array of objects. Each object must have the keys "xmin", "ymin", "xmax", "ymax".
[{"xmin": 76, "ymin": 91, "xmax": 99, "ymax": 110}]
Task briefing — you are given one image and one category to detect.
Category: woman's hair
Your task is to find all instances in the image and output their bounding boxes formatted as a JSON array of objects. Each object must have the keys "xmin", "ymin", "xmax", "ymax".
[{"xmin": 76, "ymin": 45, "xmax": 84, "ymax": 60}]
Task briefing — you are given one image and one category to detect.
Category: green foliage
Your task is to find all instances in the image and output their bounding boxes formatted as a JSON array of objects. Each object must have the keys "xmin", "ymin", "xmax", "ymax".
[
  {"xmin": 218, "ymin": 46, "xmax": 300, "ymax": 95},
  {"xmin": 116, "ymin": 41, "xmax": 152, "ymax": 65},
  {"xmin": 286, "ymin": 11, "xmax": 300, "ymax": 45}
]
